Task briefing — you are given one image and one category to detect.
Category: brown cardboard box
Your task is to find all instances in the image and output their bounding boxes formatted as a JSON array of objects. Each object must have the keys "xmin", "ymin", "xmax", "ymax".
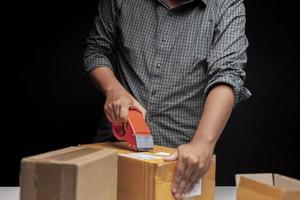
[
  {"xmin": 20, "ymin": 146, "xmax": 118, "ymax": 200},
  {"xmin": 236, "ymin": 173, "xmax": 300, "ymax": 200},
  {"xmin": 81, "ymin": 142, "xmax": 216, "ymax": 200}
]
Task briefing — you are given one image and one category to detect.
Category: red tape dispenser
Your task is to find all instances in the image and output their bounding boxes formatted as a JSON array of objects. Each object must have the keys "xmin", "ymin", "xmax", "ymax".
[{"xmin": 112, "ymin": 109, "xmax": 154, "ymax": 151}]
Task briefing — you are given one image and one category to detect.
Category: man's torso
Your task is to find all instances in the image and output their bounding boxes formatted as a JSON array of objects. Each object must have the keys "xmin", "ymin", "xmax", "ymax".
[{"xmin": 100, "ymin": 0, "xmax": 219, "ymax": 147}]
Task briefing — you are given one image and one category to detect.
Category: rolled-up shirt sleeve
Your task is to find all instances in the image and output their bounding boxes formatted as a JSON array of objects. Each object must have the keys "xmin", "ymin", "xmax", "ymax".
[
  {"xmin": 83, "ymin": 0, "xmax": 118, "ymax": 72},
  {"xmin": 205, "ymin": 0, "xmax": 251, "ymax": 107}
]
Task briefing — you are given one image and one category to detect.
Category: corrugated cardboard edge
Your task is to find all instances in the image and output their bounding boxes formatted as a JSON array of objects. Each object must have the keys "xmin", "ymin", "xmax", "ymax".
[
  {"xmin": 20, "ymin": 160, "xmax": 36, "ymax": 200},
  {"xmin": 145, "ymin": 160, "xmax": 156, "ymax": 200}
]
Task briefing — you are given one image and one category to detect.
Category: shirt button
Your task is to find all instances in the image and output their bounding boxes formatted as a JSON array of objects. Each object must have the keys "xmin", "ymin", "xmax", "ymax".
[
  {"xmin": 156, "ymin": 63, "xmax": 161, "ymax": 69},
  {"xmin": 151, "ymin": 90, "xmax": 157, "ymax": 96}
]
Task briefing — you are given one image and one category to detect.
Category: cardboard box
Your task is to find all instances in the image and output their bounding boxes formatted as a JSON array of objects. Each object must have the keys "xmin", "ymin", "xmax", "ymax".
[
  {"xmin": 236, "ymin": 173, "xmax": 300, "ymax": 200},
  {"xmin": 20, "ymin": 146, "xmax": 118, "ymax": 200},
  {"xmin": 81, "ymin": 142, "xmax": 216, "ymax": 200}
]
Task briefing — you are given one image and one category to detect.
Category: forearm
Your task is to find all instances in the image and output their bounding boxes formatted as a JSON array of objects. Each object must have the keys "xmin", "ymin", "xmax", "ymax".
[
  {"xmin": 192, "ymin": 84, "xmax": 234, "ymax": 147},
  {"xmin": 89, "ymin": 67, "xmax": 146, "ymax": 122},
  {"xmin": 89, "ymin": 67, "xmax": 124, "ymax": 96}
]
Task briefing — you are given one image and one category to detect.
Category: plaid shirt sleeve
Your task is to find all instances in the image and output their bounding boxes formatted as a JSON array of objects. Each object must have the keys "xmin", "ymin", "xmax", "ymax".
[
  {"xmin": 83, "ymin": 0, "xmax": 118, "ymax": 72},
  {"xmin": 205, "ymin": 0, "xmax": 251, "ymax": 107}
]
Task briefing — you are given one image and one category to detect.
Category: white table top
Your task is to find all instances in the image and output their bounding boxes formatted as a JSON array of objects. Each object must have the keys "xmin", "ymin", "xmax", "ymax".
[{"xmin": 0, "ymin": 186, "xmax": 236, "ymax": 200}]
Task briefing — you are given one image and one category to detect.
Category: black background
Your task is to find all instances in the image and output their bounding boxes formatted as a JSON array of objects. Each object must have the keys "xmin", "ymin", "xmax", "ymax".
[{"xmin": 3, "ymin": 0, "xmax": 300, "ymax": 186}]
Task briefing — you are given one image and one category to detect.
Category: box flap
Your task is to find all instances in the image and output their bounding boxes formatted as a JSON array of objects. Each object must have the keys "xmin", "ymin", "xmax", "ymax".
[
  {"xmin": 274, "ymin": 174, "xmax": 300, "ymax": 191},
  {"xmin": 236, "ymin": 175, "xmax": 284, "ymax": 200},
  {"xmin": 236, "ymin": 173, "xmax": 274, "ymax": 186}
]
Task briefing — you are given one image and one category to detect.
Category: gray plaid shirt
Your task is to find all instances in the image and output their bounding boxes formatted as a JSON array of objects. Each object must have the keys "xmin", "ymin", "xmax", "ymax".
[{"xmin": 83, "ymin": 0, "xmax": 251, "ymax": 147}]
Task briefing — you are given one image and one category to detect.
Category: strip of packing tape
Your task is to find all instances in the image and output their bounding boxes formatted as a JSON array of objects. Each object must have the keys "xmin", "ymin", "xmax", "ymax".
[{"xmin": 120, "ymin": 152, "xmax": 162, "ymax": 160}]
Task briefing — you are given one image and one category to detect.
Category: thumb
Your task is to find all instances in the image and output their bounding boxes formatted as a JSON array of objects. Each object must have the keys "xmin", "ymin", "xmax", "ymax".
[{"xmin": 164, "ymin": 150, "xmax": 178, "ymax": 162}]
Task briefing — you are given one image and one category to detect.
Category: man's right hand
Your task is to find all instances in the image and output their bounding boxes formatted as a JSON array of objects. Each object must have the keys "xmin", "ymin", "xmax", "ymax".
[
  {"xmin": 89, "ymin": 67, "xmax": 146, "ymax": 124},
  {"xmin": 104, "ymin": 85, "xmax": 146, "ymax": 123}
]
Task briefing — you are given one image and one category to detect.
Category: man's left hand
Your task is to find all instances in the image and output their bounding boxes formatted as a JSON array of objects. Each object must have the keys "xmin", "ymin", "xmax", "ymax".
[{"xmin": 164, "ymin": 141, "xmax": 214, "ymax": 198}]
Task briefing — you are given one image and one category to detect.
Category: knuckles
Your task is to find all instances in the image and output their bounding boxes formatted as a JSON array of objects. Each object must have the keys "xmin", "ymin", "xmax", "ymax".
[
  {"xmin": 104, "ymin": 98, "xmax": 133, "ymax": 111},
  {"xmin": 186, "ymin": 157, "xmax": 198, "ymax": 165},
  {"xmin": 104, "ymin": 103, "xmax": 113, "ymax": 111},
  {"xmin": 195, "ymin": 160, "xmax": 205, "ymax": 170}
]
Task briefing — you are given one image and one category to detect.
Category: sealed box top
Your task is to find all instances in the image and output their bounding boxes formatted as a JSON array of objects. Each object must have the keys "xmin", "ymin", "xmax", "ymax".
[
  {"xmin": 80, "ymin": 142, "xmax": 175, "ymax": 164},
  {"xmin": 22, "ymin": 146, "xmax": 116, "ymax": 166}
]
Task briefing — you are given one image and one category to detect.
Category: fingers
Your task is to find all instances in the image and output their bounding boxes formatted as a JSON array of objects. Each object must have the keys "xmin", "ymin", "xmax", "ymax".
[
  {"xmin": 171, "ymin": 144, "xmax": 212, "ymax": 198},
  {"xmin": 181, "ymin": 170, "xmax": 201, "ymax": 196},
  {"xmin": 179, "ymin": 159, "xmax": 209, "ymax": 197},
  {"xmin": 119, "ymin": 105, "xmax": 129, "ymax": 122},
  {"xmin": 104, "ymin": 99, "xmax": 131, "ymax": 123},
  {"xmin": 174, "ymin": 158, "xmax": 197, "ymax": 198},
  {"xmin": 112, "ymin": 103, "xmax": 120, "ymax": 121},
  {"xmin": 104, "ymin": 103, "xmax": 124, "ymax": 123},
  {"xmin": 172, "ymin": 149, "xmax": 185, "ymax": 195},
  {"xmin": 104, "ymin": 97, "xmax": 146, "ymax": 123},
  {"xmin": 164, "ymin": 151, "xmax": 178, "ymax": 162},
  {"xmin": 180, "ymin": 154, "xmax": 203, "ymax": 196},
  {"xmin": 180, "ymin": 161, "xmax": 197, "ymax": 195},
  {"xmin": 131, "ymin": 100, "xmax": 147, "ymax": 119},
  {"xmin": 104, "ymin": 103, "xmax": 115, "ymax": 123},
  {"xmin": 175, "ymin": 179, "xmax": 188, "ymax": 199}
]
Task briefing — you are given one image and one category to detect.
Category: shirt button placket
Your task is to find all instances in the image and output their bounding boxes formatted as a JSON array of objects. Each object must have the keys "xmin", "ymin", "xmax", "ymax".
[
  {"xmin": 151, "ymin": 90, "xmax": 157, "ymax": 96},
  {"xmin": 156, "ymin": 63, "xmax": 161, "ymax": 69}
]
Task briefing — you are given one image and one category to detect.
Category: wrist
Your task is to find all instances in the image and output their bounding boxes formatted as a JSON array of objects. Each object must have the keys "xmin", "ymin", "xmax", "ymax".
[
  {"xmin": 104, "ymin": 83, "xmax": 122, "ymax": 96},
  {"xmin": 190, "ymin": 133, "xmax": 217, "ymax": 150}
]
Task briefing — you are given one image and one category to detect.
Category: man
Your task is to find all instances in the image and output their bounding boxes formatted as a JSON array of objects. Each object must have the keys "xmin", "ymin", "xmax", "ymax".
[{"xmin": 83, "ymin": 0, "xmax": 251, "ymax": 198}]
